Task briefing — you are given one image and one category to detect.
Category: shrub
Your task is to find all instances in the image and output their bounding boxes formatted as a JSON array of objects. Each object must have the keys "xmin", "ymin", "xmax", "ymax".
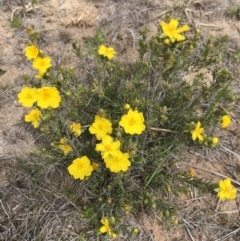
[{"xmin": 18, "ymin": 16, "xmax": 237, "ymax": 238}]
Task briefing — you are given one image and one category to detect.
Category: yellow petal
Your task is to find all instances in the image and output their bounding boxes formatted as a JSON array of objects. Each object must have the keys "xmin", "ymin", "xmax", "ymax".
[
  {"xmin": 219, "ymin": 179, "xmax": 225, "ymax": 189},
  {"xmin": 160, "ymin": 21, "xmax": 169, "ymax": 33},
  {"xmin": 217, "ymin": 191, "xmax": 225, "ymax": 200},
  {"xmin": 169, "ymin": 19, "xmax": 179, "ymax": 30},
  {"xmin": 224, "ymin": 178, "xmax": 232, "ymax": 188},
  {"xmin": 174, "ymin": 33, "xmax": 185, "ymax": 41},
  {"xmin": 176, "ymin": 24, "xmax": 189, "ymax": 33},
  {"xmin": 100, "ymin": 226, "xmax": 107, "ymax": 233}
]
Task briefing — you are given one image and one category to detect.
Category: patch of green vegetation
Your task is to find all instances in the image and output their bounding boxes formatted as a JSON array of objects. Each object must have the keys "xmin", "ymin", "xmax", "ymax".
[
  {"xmin": 11, "ymin": 16, "xmax": 22, "ymax": 29},
  {"xmin": 0, "ymin": 69, "xmax": 5, "ymax": 77},
  {"xmin": 227, "ymin": 4, "xmax": 240, "ymax": 19}
]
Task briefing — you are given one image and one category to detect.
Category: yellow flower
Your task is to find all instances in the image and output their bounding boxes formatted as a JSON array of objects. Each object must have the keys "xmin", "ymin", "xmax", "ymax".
[
  {"xmin": 104, "ymin": 150, "xmax": 131, "ymax": 173},
  {"xmin": 221, "ymin": 115, "xmax": 231, "ymax": 128},
  {"xmin": 212, "ymin": 137, "xmax": 219, "ymax": 145},
  {"xmin": 58, "ymin": 144, "xmax": 72, "ymax": 156},
  {"xmin": 95, "ymin": 135, "xmax": 121, "ymax": 158},
  {"xmin": 17, "ymin": 87, "xmax": 38, "ymax": 107},
  {"xmin": 68, "ymin": 156, "xmax": 93, "ymax": 180},
  {"xmin": 32, "ymin": 56, "xmax": 51, "ymax": 73},
  {"xmin": 25, "ymin": 45, "xmax": 39, "ymax": 59},
  {"xmin": 24, "ymin": 108, "xmax": 41, "ymax": 128},
  {"xmin": 216, "ymin": 178, "xmax": 237, "ymax": 200},
  {"xmin": 99, "ymin": 218, "xmax": 117, "ymax": 239},
  {"xmin": 70, "ymin": 122, "xmax": 82, "ymax": 137},
  {"xmin": 36, "ymin": 87, "xmax": 61, "ymax": 109},
  {"xmin": 189, "ymin": 168, "xmax": 195, "ymax": 177},
  {"xmin": 119, "ymin": 109, "xmax": 146, "ymax": 135},
  {"xmin": 89, "ymin": 115, "xmax": 112, "ymax": 140},
  {"xmin": 160, "ymin": 19, "xmax": 189, "ymax": 43},
  {"xmin": 98, "ymin": 45, "xmax": 116, "ymax": 60},
  {"xmin": 191, "ymin": 121, "xmax": 204, "ymax": 141}
]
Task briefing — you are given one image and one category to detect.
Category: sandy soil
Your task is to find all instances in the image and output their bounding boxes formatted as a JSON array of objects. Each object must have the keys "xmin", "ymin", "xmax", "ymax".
[{"xmin": 0, "ymin": 0, "xmax": 240, "ymax": 240}]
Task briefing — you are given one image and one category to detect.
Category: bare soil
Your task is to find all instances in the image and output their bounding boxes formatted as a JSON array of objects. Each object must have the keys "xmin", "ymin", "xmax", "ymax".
[{"xmin": 0, "ymin": 0, "xmax": 240, "ymax": 240}]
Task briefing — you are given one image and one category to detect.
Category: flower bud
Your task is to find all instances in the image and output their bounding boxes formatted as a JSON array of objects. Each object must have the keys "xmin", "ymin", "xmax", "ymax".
[
  {"xmin": 129, "ymin": 150, "xmax": 136, "ymax": 157},
  {"xmin": 116, "ymin": 131, "xmax": 122, "ymax": 138},
  {"xmin": 110, "ymin": 216, "xmax": 116, "ymax": 224},
  {"xmin": 132, "ymin": 228, "xmax": 139, "ymax": 234},
  {"xmin": 134, "ymin": 99, "xmax": 140, "ymax": 106},
  {"xmin": 42, "ymin": 113, "xmax": 51, "ymax": 121},
  {"xmin": 151, "ymin": 203, "xmax": 156, "ymax": 208},
  {"xmin": 212, "ymin": 137, "xmax": 219, "ymax": 145},
  {"xmin": 205, "ymin": 136, "xmax": 212, "ymax": 142},
  {"xmin": 70, "ymin": 66, "xmax": 74, "ymax": 73},
  {"xmin": 160, "ymin": 114, "xmax": 168, "ymax": 122},
  {"xmin": 65, "ymin": 91, "xmax": 72, "ymax": 96},
  {"xmin": 172, "ymin": 219, "xmax": 178, "ymax": 225},
  {"xmin": 124, "ymin": 104, "xmax": 131, "ymax": 110},
  {"xmin": 97, "ymin": 109, "xmax": 105, "ymax": 116},
  {"xmin": 40, "ymin": 127, "xmax": 48, "ymax": 133},
  {"xmin": 144, "ymin": 199, "xmax": 149, "ymax": 204}
]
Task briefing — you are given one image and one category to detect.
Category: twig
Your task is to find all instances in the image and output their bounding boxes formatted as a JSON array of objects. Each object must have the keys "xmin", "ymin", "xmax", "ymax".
[
  {"xmin": 184, "ymin": 8, "xmax": 196, "ymax": 23},
  {"xmin": 215, "ymin": 198, "xmax": 221, "ymax": 212},
  {"xmin": 213, "ymin": 210, "xmax": 239, "ymax": 216},
  {"xmin": 150, "ymin": 127, "xmax": 178, "ymax": 134},
  {"xmin": 0, "ymin": 200, "xmax": 10, "ymax": 218},
  {"xmin": 215, "ymin": 228, "xmax": 240, "ymax": 241},
  {"xmin": 219, "ymin": 144, "xmax": 240, "ymax": 161},
  {"xmin": 181, "ymin": 162, "xmax": 240, "ymax": 186},
  {"xmin": 148, "ymin": 10, "xmax": 172, "ymax": 22},
  {"xmin": 182, "ymin": 218, "xmax": 195, "ymax": 241},
  {"xmin": 198, "ymin": 23, "xmax": 220, "ymax": 27}
]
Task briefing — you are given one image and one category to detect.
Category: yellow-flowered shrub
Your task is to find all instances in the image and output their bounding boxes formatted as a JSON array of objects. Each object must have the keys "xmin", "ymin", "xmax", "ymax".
[{"xmin": 18, "ymin": 15, "xmax": 238, "ymax": 239}]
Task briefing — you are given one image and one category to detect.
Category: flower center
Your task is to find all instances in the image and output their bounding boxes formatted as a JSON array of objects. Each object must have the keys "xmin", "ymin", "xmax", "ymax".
[
  {"xmin": 77, "ymin": 163, "xmax": 84, "ymax": 169},
  {"xmin": 128, "ymin": 117, "xmax": 136, "ymax": 126},
  {"xmin": 169, "ymin": 26, "xmax": 175, "ymax": 33},
  {"xmin": 39, "ymin": 60, "xmax": 46, "ymax": 67},
  {"xmin": 97, "ymin": 123, "xmax": 104, "ymax": 129},
  {"xmin": 42, "ymin": 90, "xmax": 50, "ymax": 100},
  {"xmin": 26, "ymin": 93, "xmax": 34, "ymax": 99},
  {"xmin": 105, "ymin": 144, "xmax": 111, "ymax": 151},
  {"xmin": 33, "ymin": 113, "xmax": 39, "ymax": 120}
]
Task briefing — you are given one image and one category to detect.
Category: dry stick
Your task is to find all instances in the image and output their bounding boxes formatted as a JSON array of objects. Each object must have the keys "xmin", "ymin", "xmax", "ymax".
[
  {"xmin": 198, "ymin": 23, "xmax": 220, "ymax": 27},
  {"xmin": 150, "ymin": 127, "xmax": 178, "ymax": 134},
  {"xmin": 181, "ymin": 162, "xmax": 240, "ymax": 186},
  {"xmin": 10, "ymin": 3, "xmax": 39, "ymax": 21},
  {"xmin": 220, "ymin": 144, "xmax": 240, "ymax": 160},
  {"xmin": 215, "ymin": 198, "xmax": 221, "ymax": 212},
  {"xmin": 184, "ymin": 8, "xmax": 196, "ymax": 23},
  {"xmin": 148, "ymin": 9, "xmax": 171, "ymax": 22},
  {"xmin": 215, "ymin": 228, "xmax": 240, "ymax": 241},
  {"xmin": 214, "ymin": 210, "xmax": 239, "ymax": 215},
  {"xmin": 0, "ymin": 200, "xmax": 10, "ymax": 218},
  {"xmin": 182, "ymin": 218, "xmax": 195, "ymax": 241}
]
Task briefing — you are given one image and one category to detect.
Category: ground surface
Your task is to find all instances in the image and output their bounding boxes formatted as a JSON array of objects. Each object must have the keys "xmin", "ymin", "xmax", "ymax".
[{"xmin": 0, "ymin": 0, "xmax": 240, "ymax": 240}]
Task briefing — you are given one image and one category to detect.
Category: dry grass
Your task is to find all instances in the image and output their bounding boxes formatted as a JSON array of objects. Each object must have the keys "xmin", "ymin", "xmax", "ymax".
[{"xmin": 0, "ymin": 0, "xmax": 240, "ymax": 240}]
